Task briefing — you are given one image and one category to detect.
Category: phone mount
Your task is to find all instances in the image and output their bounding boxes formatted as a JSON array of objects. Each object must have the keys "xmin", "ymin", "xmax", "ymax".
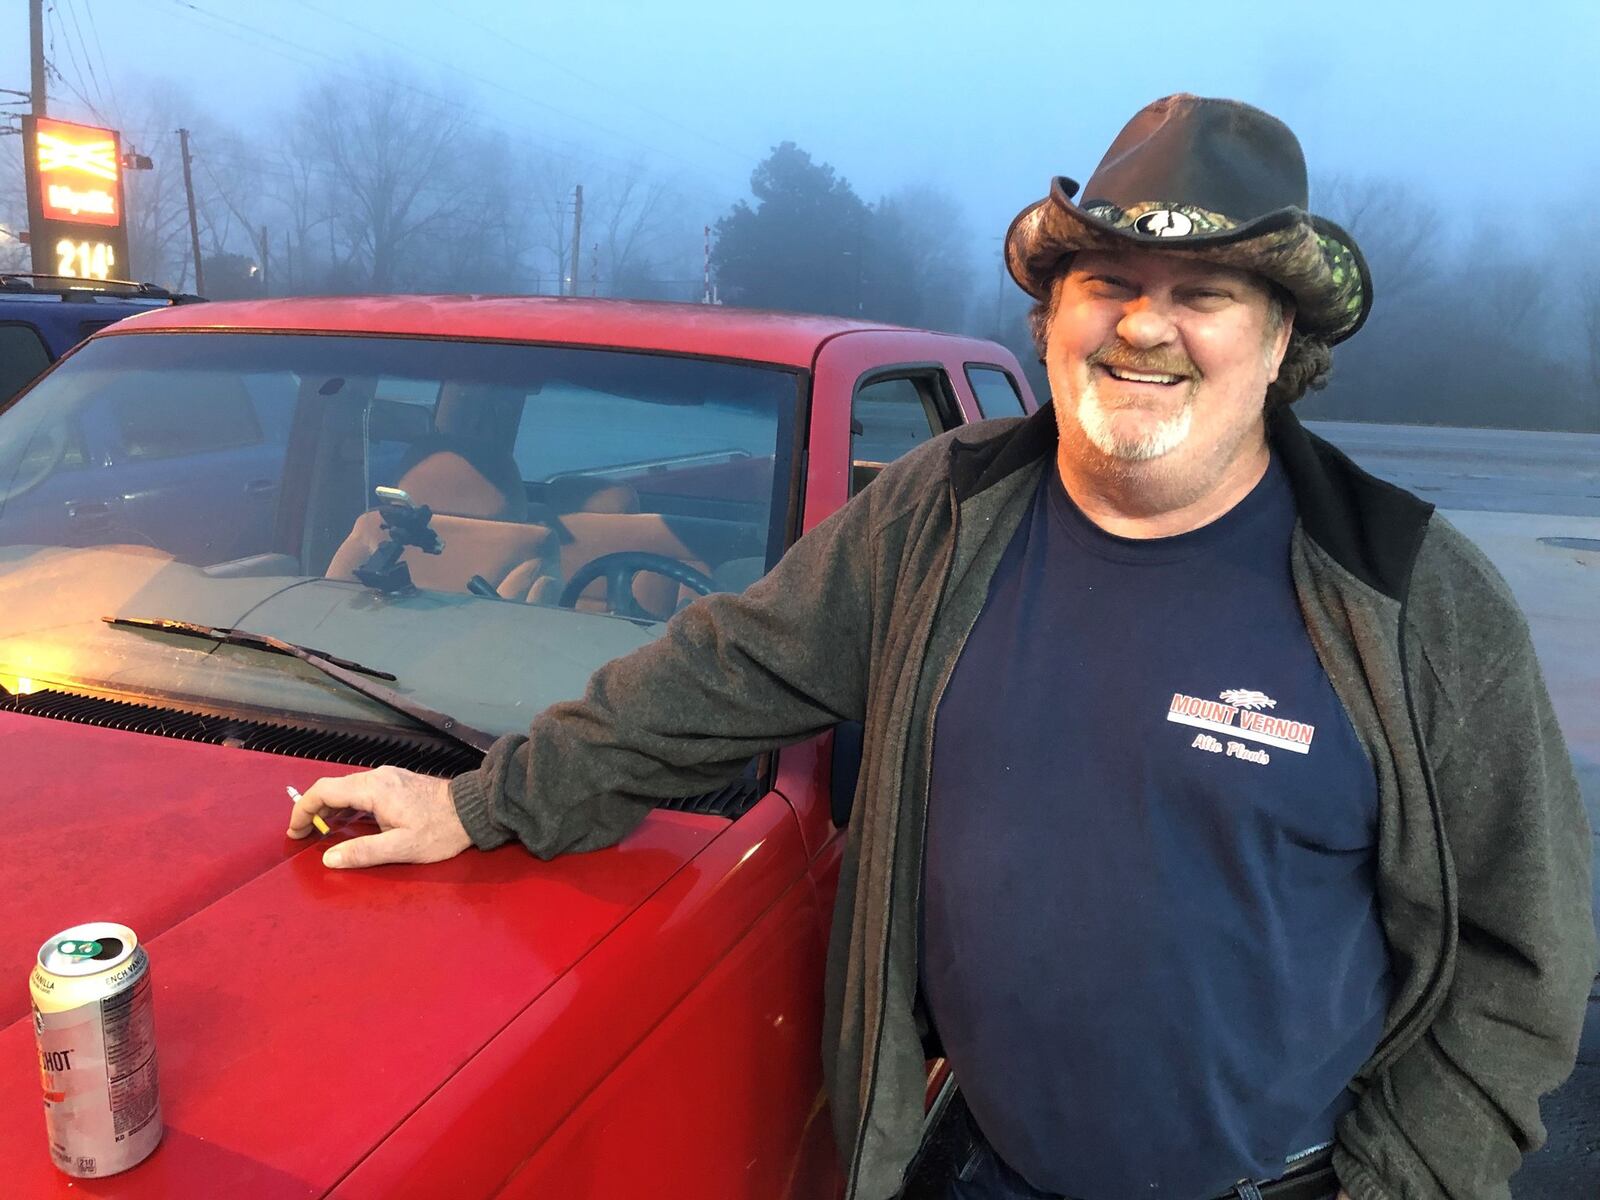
[{"xmin": 353, "ymin": 492, "xmax": 444, "ymax": 594}]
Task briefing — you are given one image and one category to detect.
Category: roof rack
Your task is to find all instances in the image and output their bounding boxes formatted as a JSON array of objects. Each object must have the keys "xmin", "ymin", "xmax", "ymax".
[{"xmin": 0, "ymin": 273, "xmax": 204, "ymax": 304}]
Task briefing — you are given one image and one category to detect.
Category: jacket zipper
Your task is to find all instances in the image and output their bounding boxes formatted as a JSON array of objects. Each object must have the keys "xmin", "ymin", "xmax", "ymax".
[
  {"xmin": 1358, "ymin": 592, "xmax": 1457, "ymax": 1077},
  {"xmin": 845, "ymin": 474, "xmax": 968, "ymax": 1200}
]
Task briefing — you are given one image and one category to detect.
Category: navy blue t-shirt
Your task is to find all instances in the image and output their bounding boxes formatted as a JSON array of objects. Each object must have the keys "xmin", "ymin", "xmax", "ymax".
[{"xmin": 922, "ymin": 456, "xmax": 1391, "ymax": 1200}]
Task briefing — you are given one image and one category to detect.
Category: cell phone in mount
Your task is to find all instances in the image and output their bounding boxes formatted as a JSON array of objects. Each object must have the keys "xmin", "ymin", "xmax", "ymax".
[{"xmin": 353, "ymin": 486, "xmax": 445, "ymax": 594}]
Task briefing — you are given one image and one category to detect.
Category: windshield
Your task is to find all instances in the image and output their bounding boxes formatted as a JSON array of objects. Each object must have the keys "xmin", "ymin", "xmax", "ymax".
[{"xmin": 0, "ymin": 330, "xmax": 801, "ymax": 737}]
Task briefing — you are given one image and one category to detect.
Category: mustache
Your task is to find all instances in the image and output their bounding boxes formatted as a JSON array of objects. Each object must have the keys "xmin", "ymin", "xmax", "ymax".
[{"xmin": 1088, "ymin": 343, "xmax": 1198, "ymax": 379}]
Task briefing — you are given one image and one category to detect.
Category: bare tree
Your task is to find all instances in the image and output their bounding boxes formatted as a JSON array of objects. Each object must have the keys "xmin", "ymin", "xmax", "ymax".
[
  {"xmin": 864, "ymin": 182, "xmax": 976, "ymax": 332},
  {"xmin": 1313, "ymin": 174, "xmax": 1440, "ymax": 304},
  {"xmin": 265, "ymin": 137, "xmax": 337, "ymax": 294},
  {"xmin": 293, "ymin": 60, "xmax": 473, "ymax": 292},
  {"xmin": 593, "ymin": 169, "xmax": 711, "ymax": 299},
  {"xmin": 594, "ymin": 172, "xmax": 667, "ymax": 294},
  {"xmin": 191, "ymin": 130, "xmax": 267, "ymax": 264},
  {"xmin": 522, "ymin": 144, "xmax": 586, "ymax": 294},
  {"xmin": 424, "ymin": 129, "xmax": 537, "ymax": 292},
  {"xmin": 1450, "ymin": 226, "xmax": 1553, "ymax": 341}
]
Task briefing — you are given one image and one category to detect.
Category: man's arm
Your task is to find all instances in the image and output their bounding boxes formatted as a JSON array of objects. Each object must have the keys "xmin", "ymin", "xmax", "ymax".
[
  {"xmin": 293, "ymin": 462, "xmax": 900, "ymax": 867},
  {"xmin": 451, "ymin": 483, "xmax": 882, "ymax": 858},
  {"xmin": 1335, "ymin": 601, "xmax": 1596, "ymax": 1199}
]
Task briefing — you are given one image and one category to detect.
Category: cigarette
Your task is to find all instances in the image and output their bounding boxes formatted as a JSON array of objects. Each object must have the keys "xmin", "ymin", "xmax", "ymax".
[{"xmin": 286, "ymin": 786, "xmax": 330, "ymax": 835}]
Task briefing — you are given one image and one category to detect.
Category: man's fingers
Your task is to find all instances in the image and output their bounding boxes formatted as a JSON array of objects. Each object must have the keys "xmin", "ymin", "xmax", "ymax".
[
  {"xmin": 323, "ymin": 828, "xmax": 412, "ymax": 870},
  {"xmin": 286, "ymin": 768, "xmax": 468, "ymax": 868},
  {"xmin": 287, "ymin": 773, "xmax": 380, "ymax": 836}
]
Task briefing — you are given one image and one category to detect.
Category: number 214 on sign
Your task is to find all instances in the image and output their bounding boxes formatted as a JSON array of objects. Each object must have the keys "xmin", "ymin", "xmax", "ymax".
[{"xmin": 55, "ymin": 239, "xmax": 115, "ymax": 280}]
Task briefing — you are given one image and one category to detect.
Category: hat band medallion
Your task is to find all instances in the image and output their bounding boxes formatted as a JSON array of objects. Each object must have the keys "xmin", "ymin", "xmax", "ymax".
[{"xmin": 1132, "ymin": 209, "xmax": 1194, "ymax": 237}]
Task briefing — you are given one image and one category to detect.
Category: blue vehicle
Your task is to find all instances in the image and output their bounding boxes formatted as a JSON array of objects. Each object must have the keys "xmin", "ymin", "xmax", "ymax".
[
  {"xmin": 0, "ymin": 277, "xmax": 293, "ymax": 562},
  {"xmin": 0, "ymin": 303, "xmax": 421, "ymax": 565},
  {"xmin": 0, "ymin": 274, "xmax": 201, "ymax": 402}
]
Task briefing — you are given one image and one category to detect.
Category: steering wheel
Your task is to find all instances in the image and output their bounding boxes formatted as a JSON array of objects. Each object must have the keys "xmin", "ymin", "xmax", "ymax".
[
  {"xmin": 0, "ymin": 422, "xmax": 68, "ymax": 504},
  {"xmin": 558, "ymin": 551, "xmax": 715, "ymax": 620}
]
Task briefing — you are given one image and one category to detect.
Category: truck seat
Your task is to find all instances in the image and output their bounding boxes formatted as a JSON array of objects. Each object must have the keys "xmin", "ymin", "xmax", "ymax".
[{"xmin": 325, "ymin": 439, "xmax": 558, "ymax": 597}]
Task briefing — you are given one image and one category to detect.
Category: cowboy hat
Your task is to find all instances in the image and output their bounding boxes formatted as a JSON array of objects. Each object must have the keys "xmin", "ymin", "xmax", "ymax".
[{"xmin": 1005, "ymin": 94, "xmax": 1371, "ymax": 343}]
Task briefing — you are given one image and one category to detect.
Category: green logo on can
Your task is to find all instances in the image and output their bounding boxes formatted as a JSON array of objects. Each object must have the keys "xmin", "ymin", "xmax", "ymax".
[{"xmin": 58, "ymin": 940, "xmax": 101, "ymax": 958}]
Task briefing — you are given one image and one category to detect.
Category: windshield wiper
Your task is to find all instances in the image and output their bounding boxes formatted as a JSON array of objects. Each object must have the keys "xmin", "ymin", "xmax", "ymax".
[{"xmin": 102, "ymin": 615, "xmax": 496, "ymax": 753}]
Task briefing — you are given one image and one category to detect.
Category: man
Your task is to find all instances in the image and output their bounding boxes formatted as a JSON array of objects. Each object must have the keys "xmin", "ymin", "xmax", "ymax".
[{"xmin": 290, "ymin": 95, "xmax": 1595, "ymax": 1200}]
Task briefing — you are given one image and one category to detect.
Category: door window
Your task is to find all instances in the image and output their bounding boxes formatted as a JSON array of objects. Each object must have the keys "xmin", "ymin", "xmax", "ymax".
[
  {"xmin": 965, "ymin": 365, "xmax": 1027, "ymax": 418},
  {"xmin": 0, "ymin": 323, "xmax": 52, "ymax": 403},
  {"xmin": 111, "ymin": 379, "xmax": 263, "ymax": 461},
  {"xmin": 850, "ymin": 370, "xmax": 958, "ymax": 495}
]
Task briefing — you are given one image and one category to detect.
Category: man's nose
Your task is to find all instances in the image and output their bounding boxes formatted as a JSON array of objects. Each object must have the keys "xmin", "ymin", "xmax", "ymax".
[{"xmin": 1115, "ymin": 301, "xmax": 1178, "ymax": 349}]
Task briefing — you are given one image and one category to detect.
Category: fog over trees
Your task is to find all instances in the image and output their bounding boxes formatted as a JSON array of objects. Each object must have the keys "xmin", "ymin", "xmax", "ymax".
[{"xmin": 2, "ymin": 58, "xmax": 1595, "ymax": 433}]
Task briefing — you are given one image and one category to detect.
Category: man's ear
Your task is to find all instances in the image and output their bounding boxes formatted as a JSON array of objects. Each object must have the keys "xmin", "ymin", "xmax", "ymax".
[{"xmin": 1265, "ymin": 304, "xmax": 1296, "ymax": 383}]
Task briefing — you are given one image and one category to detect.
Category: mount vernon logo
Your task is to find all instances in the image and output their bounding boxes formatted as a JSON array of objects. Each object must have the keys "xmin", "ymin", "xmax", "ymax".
[
  {"xmin": 1219, "ymin": 688, "xmax": 1276, "ymax": 711},
  {"xmin": 1166, "ymin": 687, "xmax": 1316, "ymax": 755}
]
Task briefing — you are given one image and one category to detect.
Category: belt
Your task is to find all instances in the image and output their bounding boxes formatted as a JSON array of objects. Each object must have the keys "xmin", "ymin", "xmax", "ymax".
[
  {"xmin": 951, "ymin": 1104, "xmax": 1340, "ymax": 1200},
  {"xmin": 1213, "ymin": 1147, "xmax": 1338, "ymax": 1200}
]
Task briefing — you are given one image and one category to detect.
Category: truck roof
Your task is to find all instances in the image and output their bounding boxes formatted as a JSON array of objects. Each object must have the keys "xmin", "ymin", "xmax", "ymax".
[{"xmin": 112, "ymin": 294, "xmax": 931, "ymax": 369}]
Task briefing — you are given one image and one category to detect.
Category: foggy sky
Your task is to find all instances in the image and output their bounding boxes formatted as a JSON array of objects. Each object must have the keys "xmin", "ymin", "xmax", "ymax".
[{"xmin": 6, "ymin": 0, "xmax": 1598, "ymax": 260}]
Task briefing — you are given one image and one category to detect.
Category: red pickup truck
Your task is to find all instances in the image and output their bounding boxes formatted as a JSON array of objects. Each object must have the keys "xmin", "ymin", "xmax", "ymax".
[{"xmin": 0, "ymin": 296, "xmax": 1034, "ymax": 1198}]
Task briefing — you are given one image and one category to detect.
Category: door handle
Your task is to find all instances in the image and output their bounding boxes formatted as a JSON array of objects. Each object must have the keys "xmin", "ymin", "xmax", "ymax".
[
  {"xmin": 66, "ymin": 500, "xmax": 111, "ymax": 519},
  {"xmin": 244, "ymin": 479, "xmax": 276, "ymax": 495}
]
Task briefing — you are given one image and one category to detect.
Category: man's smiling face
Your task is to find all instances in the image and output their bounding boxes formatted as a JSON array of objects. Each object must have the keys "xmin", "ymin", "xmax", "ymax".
[{"xmin": 1044, "ymin": 248, "xmax": 1291, "ymax": 491}]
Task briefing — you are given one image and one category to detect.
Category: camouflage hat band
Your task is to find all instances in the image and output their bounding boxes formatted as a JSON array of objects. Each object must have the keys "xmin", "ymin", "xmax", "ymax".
[{"xmin": 1005, "ymin": 190, "xmax": 1370, "ymax": 344}]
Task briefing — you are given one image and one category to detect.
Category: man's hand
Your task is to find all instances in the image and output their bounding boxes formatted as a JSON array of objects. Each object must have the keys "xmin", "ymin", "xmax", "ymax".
[{"xmin": 287, "ymin": 766, "xmax": 472, "ymax": 869}]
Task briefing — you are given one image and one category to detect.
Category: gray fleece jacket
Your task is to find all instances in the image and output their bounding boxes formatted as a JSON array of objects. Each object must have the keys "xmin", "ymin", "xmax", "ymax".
[{"xmin": 450, "ymin": 404, "xmax": 1596, "ymax": 1200}]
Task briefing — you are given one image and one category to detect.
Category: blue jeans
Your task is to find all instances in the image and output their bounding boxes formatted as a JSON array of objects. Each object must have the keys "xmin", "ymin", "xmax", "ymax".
[{"xmin": 947, "ymin": 1133, "xmax": 1060, "ymax": 1200}]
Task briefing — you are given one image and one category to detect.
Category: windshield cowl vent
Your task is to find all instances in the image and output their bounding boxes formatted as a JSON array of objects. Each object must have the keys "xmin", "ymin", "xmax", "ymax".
[
  {"xmin": 4, "ymin": 686, "xmax": 481, "ymax": 775},
  {"xmin": 2, "ymin": 688, "xmax": 758, "ymax": 819}
]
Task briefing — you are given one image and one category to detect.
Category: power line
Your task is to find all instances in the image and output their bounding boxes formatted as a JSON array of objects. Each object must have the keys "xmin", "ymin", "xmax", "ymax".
[
  {"xmin": 161, "ymin": 0, "xmax": 728, "ymax": 204},
  {"xmin": 80, "ymin": 0, "xmax": 124, "ymax": 121},
  {"xmin": 43, "ymin": 55, "xmax": 107, "ymax": 126},
  {"xmin": 45, "ymin": 3, "xmax": 106, "ymax": 124},
  {"xmin": 159, "ymin": 0, "xmax": 732, "ymax": 219},
  {"xmin": 283, "ymin": 0, "xmax": 748, "ymax": 183},
  {"xmin": 192, "ymin": 145, "xmax": 590, "ymax": 216},
  {"xmin": 60, "ymin": 0, "xmax": 108, "ymax": 116},
  {"xmin": 451, "ymin": 11, "xmax": 757, "ymax": 168}
]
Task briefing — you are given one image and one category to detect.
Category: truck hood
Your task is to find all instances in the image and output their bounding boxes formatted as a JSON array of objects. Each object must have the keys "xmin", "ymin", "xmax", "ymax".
[{"xmin": 0, "ymin": 711, "xmax": 721, "ymax": 1196}]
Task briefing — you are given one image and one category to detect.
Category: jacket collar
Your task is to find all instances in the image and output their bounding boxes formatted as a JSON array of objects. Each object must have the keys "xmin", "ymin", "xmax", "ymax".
[{"xmin": 950, "ymin": 401, "xmax": 1434, "ymax": 602}]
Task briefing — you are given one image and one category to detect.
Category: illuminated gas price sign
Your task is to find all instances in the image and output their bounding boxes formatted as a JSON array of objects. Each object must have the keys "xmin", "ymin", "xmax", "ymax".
[{"xmin": 22, "ymin": 115, "xmax": 132, "ymax": 282}]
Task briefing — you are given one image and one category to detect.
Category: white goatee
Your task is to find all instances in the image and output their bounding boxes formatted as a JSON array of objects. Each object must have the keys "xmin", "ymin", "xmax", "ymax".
[{"xmin": 1076, "ymin": 380, "xmax": 1195, "ymax": 461}]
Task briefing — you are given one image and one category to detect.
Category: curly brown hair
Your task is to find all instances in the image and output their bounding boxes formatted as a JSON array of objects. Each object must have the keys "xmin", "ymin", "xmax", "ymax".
[{"xmin": 1026, "ymin": 267, "xmax": 1333, "ymax": 411}]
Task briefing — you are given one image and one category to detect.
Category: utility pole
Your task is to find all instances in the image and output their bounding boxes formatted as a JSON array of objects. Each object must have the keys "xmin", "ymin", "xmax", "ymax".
[
  {"xmin": 259, "ymin": 225, "xmax": 269, "ymax": 296},
  {"xmin": 568, "ymin": 184, "xmax": 583, "ymax": 297},
  {"xmin": 29, "ymin": 0, "xmax": 46, "ymax": 117},
  {"xmin": 178, "ymin": 129, "xmax": 205, "ymax": 295},
  {"xmin": 703, "ymin": 224, "xmax": 711, "ymax": 304},
  {"xmin": 591, "ymin": 243, "xmax": 599, "ymax": 297}
]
